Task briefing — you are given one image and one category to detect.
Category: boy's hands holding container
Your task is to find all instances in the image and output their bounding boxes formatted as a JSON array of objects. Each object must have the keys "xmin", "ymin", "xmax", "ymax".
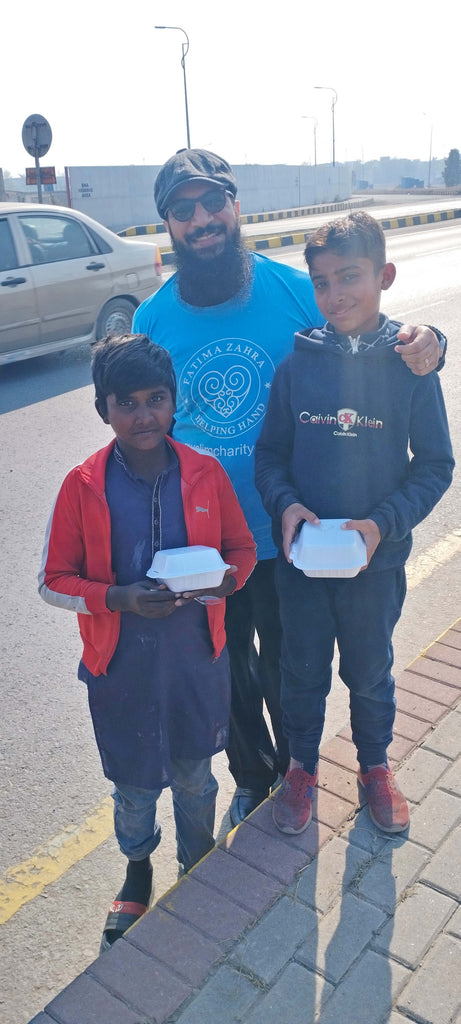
[
  {"xmin": 106, "ymin": 580, "xmax": 179, "ymax": 618},
  {"xmin": 282, "ymin": 503, "xmax": 320, "ymax": 562},
  {"xmin": 105, "ymin": 570, "xmax": 239, "ymax": 617},
  {"xmin": 178, "ymin": 565, "xmax": 237, "ymax": 605},
  {"xmin": 282, "ymin": 504, "xmax": 381, "ymax": 572},
  {"xmin": 341, "ymin": 518, "xmax": 381, "ymax": 568}
]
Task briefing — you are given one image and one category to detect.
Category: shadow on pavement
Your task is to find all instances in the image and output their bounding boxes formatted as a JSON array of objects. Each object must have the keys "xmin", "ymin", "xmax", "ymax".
[
  {"xmin": 0, "ymin": 343, "xmax": 93, "ymax": 414},
  {"xmin": 316, "ymin": 807, "xmax": 401, "ymax": 1024}
]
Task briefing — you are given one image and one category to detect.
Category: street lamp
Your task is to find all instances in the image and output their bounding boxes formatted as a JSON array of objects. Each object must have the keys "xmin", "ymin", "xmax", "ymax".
[
  {"xmin": 301, "ymin": 116, "xmax": 317, "ymax": 166},
  {"xmin": 155, "ymin": 25, "xmax": 191, "ymax": 148},
  {"xmin": 315, "ymin": 86, "xmax": 337, "ymax": 166}
]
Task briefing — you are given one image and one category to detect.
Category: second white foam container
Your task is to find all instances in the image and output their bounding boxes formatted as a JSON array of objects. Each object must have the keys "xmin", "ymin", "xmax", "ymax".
[{"xmin": 290, "ymin": 519, "xmax": 367, "ymax": 578}]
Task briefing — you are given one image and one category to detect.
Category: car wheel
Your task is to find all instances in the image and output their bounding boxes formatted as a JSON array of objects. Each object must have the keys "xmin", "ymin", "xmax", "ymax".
[{"xmin": 96, "ymin": 298, "xmax": 136, "ymax": 339}]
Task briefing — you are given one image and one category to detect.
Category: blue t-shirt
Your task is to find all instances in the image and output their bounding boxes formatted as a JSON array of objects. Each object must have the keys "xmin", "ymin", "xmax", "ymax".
[{"xmin": 133, "ymin": 252, "xmax": 323, "ymax": 558}]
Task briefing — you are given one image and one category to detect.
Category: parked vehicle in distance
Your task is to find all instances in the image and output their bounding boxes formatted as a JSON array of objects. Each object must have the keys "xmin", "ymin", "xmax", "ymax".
[{"xmin": 0, "ymin": 204, "xmax": 163, "ymax": 365}]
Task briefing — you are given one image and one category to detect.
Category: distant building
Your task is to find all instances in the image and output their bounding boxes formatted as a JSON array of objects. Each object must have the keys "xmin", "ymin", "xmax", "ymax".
[
  {"xmin": 348, "ymin": 156, "xmax": 444, "ymax": 190},
  {"xmin": 0, "ymin": 170, "xmax": 67, "ymax": 205}
]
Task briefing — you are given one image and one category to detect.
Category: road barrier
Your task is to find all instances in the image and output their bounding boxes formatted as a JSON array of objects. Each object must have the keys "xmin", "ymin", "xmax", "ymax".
[{"xmin": 119, "ymin": 206, "xmax": 461, "ymax": 267}]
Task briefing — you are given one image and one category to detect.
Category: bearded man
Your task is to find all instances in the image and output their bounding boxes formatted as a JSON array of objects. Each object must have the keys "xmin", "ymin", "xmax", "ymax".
[{"xmin": 133, "ymin": 149, "xmax": 445, "ymax": 827}]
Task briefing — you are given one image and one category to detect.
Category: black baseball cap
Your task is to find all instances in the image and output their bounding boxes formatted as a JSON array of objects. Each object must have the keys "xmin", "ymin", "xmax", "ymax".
[{"xmin": 154, "ymin": 148, "xmax": 238, "ymax": 220}]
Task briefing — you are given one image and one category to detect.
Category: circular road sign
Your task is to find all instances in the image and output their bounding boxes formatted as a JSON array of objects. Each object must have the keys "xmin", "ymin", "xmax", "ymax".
[{"xmin": 22, "ymin": 114, "xmax": 52, "ymax": 158}]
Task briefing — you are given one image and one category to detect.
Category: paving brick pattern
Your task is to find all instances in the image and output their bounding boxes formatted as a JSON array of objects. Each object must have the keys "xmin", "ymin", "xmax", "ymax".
[{"xmin": 28, "ymin": 621, "xmax": 461, "ymax": 1024}]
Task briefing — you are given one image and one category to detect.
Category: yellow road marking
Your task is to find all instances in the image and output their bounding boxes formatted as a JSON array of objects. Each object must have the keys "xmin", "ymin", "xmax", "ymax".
[
  {"xmin": 1, "ymin": 530, "xmax": 460, "ymax": 926},
  {"xmin": 0, "ymin": 797, "xmax": 113, "ymax": 925}
]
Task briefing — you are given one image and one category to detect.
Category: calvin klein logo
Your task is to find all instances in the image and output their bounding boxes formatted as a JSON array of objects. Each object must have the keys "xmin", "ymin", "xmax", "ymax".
[{"xmin": 337, "ymin": 408, "xmax": 358, "ymax": 432}]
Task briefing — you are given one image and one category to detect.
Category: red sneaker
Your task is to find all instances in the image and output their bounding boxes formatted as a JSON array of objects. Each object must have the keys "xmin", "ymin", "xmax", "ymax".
[
  {"xmin": 272, "ymin": 767, "xmax": 318, "ymax": 834},
  {"xmin": 358, "ymin": 765, "xmax": 409, "ymax": 833}
]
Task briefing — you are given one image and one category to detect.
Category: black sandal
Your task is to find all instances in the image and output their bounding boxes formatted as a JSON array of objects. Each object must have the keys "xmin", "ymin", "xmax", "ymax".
[{"xmin": 100, "ymin": 897, "xmax": 149, "ymax": 953}]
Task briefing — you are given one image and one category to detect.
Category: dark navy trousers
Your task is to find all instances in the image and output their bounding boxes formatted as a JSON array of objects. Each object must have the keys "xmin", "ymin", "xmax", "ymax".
[
  {"xmin": 225, "ymin": 559, "xmax": 290, "ymax": 791},
  {"xmin": 275, "ymin": 556, "xmax": 407, "ymax": 773}
]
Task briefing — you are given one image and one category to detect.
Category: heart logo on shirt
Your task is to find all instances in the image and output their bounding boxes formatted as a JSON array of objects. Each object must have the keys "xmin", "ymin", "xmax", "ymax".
[{"xmin": 198, "ymin": 365, "xmax": 252, "ymax": 418}]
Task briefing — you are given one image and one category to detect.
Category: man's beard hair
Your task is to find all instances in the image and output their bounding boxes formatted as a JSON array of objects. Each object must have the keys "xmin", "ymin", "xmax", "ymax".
[{"xmin": 172, "ymin": 225, "xmax": 251, "ymax": 307}]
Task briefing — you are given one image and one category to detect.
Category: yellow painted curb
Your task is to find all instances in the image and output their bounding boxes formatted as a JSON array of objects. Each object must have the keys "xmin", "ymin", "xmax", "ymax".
[{"xmin": 0, "ymin": 797, "xmax": 113, "ymax": 925}]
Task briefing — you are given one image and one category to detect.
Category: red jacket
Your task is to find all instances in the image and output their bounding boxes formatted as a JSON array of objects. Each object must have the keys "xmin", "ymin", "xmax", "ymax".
[{"xmin": 39, "ymin": 437, "xmax": 256, "ymax": 674}]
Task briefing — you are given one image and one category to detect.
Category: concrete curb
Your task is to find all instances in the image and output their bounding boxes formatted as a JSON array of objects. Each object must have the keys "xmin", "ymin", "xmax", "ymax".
[{"xmin": 29, "ymin": 618, "xmax": 461, "ymax": 1024}]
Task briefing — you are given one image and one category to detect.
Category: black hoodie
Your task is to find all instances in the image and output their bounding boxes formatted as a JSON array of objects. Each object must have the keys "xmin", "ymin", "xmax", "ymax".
[{"xmin": 255, "ymin": 317, "xmax": 454, "ymax": 572}]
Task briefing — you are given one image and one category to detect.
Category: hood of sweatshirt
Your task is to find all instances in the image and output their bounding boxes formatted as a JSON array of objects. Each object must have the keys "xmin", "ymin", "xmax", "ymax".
[{"xmin": 295, "ymin": 314, "xmax": 403, "ymax": 358}]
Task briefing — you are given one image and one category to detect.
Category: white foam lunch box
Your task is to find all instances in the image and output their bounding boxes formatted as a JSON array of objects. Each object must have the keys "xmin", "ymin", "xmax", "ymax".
[
  {"xmin": 146, "ymin": 545, "xmax": 230, "ymax": 592},
  {"xmin": 289, "ymin": 519, "xmax": 367, "ymax": 578}
]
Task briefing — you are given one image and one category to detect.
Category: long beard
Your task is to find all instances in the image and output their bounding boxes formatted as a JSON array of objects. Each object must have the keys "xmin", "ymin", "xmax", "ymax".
[{"xmin": 173, "ymin": 225, "xmax": 251, "ymax": 307}]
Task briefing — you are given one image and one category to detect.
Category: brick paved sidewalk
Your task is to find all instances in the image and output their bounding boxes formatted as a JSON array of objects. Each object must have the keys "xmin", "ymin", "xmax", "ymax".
[{"xmin": 30, "ymin": 622, "xmax": 461, "ymax": 1024}]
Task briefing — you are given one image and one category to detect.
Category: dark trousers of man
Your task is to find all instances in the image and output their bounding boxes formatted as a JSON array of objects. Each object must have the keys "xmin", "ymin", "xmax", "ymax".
[
  {"xmin": 225, "ymin": 558, "xmax": 290, "ymax": 793},
  {"xmin": 275, "ymin": 556, "xmax": 407, "ymax": 772}
]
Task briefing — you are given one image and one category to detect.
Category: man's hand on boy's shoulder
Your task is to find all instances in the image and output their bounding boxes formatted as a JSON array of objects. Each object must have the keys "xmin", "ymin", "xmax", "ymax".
[
  {"xmin": 106, "ymin": 580, "xmax": 179, "ymax": 618},
  {"xmin": 282, "ymin": 503, "xmax": 320, "ymax": 562},
  {"xmin": 341, "ymin": 519, "xmax": 381, "ymax": 569},
  {"xmin": 394, "ymin": 325, "xmax": 443, "ymax": 375}
]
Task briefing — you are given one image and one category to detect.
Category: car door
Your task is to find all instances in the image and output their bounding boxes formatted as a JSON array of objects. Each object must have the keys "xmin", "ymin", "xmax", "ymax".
[
  {"xmin": 17, "ymin": 213, "xmax": 114, "ymax": 344},
  {"xmin": 0, "ymin": 215, "xmax": 41, "ymax": 361}
]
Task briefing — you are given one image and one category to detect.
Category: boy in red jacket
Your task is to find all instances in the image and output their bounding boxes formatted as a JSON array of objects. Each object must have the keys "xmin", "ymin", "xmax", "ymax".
[{"xmin": 39, "ymin": 334, "xmax": 256, "ymax": 951}]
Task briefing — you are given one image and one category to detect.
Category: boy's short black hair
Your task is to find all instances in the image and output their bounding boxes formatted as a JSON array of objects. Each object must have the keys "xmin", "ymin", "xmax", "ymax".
[
  {"xmin": 92, "ymin": 334, "xmax": 177, "ymax": 415},
  {"xmin": 304, "ymin": 211, "xmax": 386, "ymax": 273}
]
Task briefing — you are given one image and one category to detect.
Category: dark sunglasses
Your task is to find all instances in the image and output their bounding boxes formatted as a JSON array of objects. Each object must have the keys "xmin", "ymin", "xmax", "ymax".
[{"xmin": 168, "ymin": 188, "xmax": 232, "ymax": 222}]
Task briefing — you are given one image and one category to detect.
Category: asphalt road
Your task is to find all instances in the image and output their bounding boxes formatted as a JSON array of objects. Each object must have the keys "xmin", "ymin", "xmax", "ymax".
[
  {"xmin": 240, "ymin": 194, "xmax": 461, "ymax": 240},
  {"xmin": 1, "ymin": 214, "xmax": 460, "ymax": 1024}
]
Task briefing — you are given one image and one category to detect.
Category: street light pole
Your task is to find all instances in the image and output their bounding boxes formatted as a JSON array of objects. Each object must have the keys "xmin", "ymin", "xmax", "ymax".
[
  {"xmin": 301, "ymin": 116, "xmax": 318, "ymax": 166},
  {"xmin": 315, "ymin": 86, "xmax": 337, "ymax": 166},
  {"xmin": 155, "ymin": 25, "xmax": 191, "ymax": 148}
]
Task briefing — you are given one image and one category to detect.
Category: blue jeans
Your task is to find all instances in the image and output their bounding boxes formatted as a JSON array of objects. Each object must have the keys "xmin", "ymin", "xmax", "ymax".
[
  {"xmin": 112, "ymin": 757, "xmax": 218, "ymax": 873},
  {"xmin": 275, "ymin": 557, "xmax": 406, "ymax": 772}
]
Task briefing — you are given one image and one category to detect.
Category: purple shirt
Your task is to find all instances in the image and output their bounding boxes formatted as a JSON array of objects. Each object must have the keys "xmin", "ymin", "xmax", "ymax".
[{"xmin": 78, "ymin": 445, "xmax": 230, "ymax": 789}]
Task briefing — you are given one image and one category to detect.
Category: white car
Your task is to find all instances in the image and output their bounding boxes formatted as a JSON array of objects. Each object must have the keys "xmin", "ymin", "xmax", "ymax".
[{"xmin": 0, "ymin": 203, "xmax": 162, "ymax": 364}]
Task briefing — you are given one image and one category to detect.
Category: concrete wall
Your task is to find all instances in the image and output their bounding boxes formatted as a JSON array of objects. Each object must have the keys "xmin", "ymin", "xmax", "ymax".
[{"xmin": 66, "ymin": 163, "xmax": 352, "ymax": 233}]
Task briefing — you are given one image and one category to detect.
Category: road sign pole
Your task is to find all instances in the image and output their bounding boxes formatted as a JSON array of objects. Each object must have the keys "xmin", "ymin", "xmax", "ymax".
[
  {"xmin": 22, "ymin": 114, "xmax": 52, "ymax": 203},
  {"xmin": 35, "ymin": 153, "xmax": 42, "ymax": 203}
]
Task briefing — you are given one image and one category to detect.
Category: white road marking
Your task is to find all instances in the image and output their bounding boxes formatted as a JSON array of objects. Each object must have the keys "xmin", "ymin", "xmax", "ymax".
[{"xmin": 406, "ymin": 530, "xmax": 461, "ymax": 590}]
